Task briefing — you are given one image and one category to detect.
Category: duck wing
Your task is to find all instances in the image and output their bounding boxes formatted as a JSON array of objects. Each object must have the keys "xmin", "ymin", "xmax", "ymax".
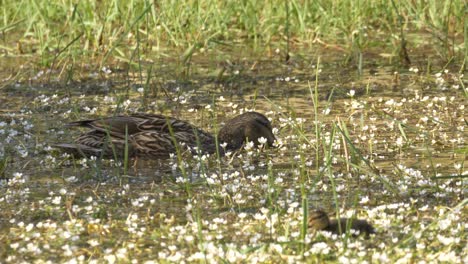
[
  {"xmin": 54, "ymin": 130, "xmax": 136, "ymax": 158},
  {"xmin": 131, "ymin": 113, "xmax": 217, "ymax": 154},
  {"xmin": 66, "ymin": 113, "xmax": 199, "ymax": 136},
  {"xmin": 61, "ymin": 113, "xmax": 216, "ymax": 159},
  {"xmin": 66, "ymin": 114, "xmax": 159, "ymax": 137},
  {"xmin": 131, "ymin": 128, "xmax": 216, "ymax": 158}
]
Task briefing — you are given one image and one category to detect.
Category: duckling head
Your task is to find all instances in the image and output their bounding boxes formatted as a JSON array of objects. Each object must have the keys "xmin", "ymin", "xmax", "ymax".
[{"xmin": 308, "ymin": 210, "xmax": 330, "ymax": 230}]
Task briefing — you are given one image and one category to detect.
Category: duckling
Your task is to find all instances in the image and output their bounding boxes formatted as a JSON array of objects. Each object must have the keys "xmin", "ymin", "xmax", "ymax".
[
  {"xmin": 308, "ymin": 210, "xmax": 375, "ymax": 238},
  {"xmin": 55, "ymin": 111, "xmax": 275, "ymax": 159}
]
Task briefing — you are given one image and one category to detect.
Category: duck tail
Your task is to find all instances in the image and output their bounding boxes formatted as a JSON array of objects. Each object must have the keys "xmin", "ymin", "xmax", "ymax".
[{"xmin": 65, "ymin": 120, "xmax": 95, "ymax": 128}]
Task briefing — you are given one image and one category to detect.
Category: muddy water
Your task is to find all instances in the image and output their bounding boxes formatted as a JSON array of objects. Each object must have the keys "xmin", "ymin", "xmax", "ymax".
[
  {"xmin": 0, "ymin": 51, "xmax": 466, "ymax": 250},
  {"xmin": 1, "ymin": 53, "xmax": 465, "ymax": 174}
]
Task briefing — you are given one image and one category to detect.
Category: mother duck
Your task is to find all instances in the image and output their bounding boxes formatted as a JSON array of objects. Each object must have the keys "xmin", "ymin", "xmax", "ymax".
[{"xmin": 55, "ymin": 112, "xmax": 275, "ymax": 159}]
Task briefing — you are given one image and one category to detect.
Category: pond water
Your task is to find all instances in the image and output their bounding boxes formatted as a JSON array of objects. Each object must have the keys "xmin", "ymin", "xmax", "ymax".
[{"xmin": 0, "ymin": 49, "xmax": 466, "ymax": 262}]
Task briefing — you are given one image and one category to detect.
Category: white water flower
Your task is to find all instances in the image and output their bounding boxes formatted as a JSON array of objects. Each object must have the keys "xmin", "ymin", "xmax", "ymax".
[
  {"xmin": 360, "ymin": 196, "xmax": 370, "ymax": 204},
  {"xmin": 245, "ymin": 141, "xmax": 254, "ymax": 150},
  {"xmin": 396, "ymin": 137, "xmax": 404, "ymax": 147}
]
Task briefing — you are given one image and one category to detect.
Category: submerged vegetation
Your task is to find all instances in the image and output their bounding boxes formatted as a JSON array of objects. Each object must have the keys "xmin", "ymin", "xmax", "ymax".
[{"xmin": 0, "ymin": 0, "xmax": 467, "ymax": 263}]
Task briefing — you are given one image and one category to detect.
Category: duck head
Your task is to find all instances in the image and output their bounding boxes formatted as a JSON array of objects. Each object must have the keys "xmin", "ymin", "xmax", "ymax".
[{"xmin": 217, "ymin": 112, "xmax": 275, "ymax": 152}]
